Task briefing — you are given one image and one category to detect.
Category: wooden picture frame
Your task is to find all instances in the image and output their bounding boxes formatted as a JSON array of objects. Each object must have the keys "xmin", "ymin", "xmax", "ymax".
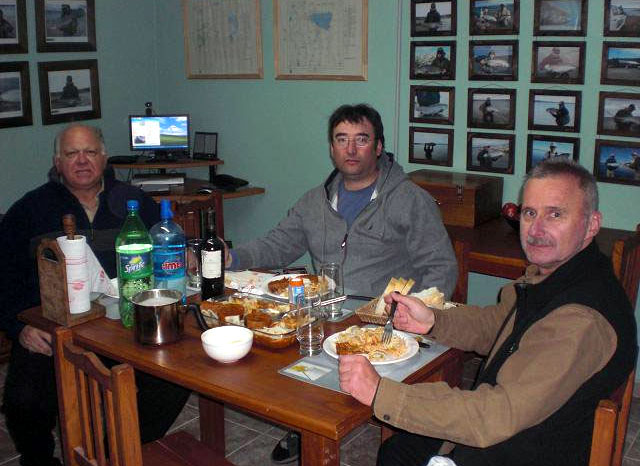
[
  {"xmin": 0, "ymin": 0, "xmax": 27, "ymax": 54},
  {"xmin": 38, "ymin": 59, "xmax": 101, "ymax": 125},
  {"xmin": 410, "ymin": 85, "xmax": 454, "ymax": 125},
  {"xmin": 409, "ymin": 127, "xmax": 453, "ymax": 167},
  {"xmin": 184, "ymin": 0, "xmax": 263, "ymax": 79},
  {"xmin": 410, "ymin": 41, "xmax": 456, "ymax": 80},
  {"xmin": 597, "ymin": 91, "xmax": 640, "ymax": 138},
  {"xmin": 528, "ymin": 89, "xmax": 581, "ymax": 133},
  {"xmin": 526, "ymin": 134, "xmax": 580, "ymax": 173},
  {"xmin": 411, "ymin": 0, "xmax": 457, "ymax": 37},
  {"xmin": 469, "ymin": 0, "xmax": 519, "ymax": 35},
  {"xmin": 469, "ymin": 40, "xmax": 518, "ymax": 81},
  {"xmin": 531, "ymin": 41, "xmax": 585, "ymax": 84},
  {"xmin": 601, "ymin": 42, "xmax": 640, "ymax": 87},
  {"xmin": 604, "ymin": 0, "xmax": 640, "ymax": 37},
  {"xmin": 0, "ymin": 61, "xmax": 31, "ymax": 128},
  {"xmin": 274, "ymin": 0, "xmax": 366, "ymax": 80},
  {"xmin": 533, "ymin": 0, "xmax": 587, "ymax": 36},
  {"xmin": 35, "ymin": 0, "xmax": 96, "ymax": 52},
  {"xmin": 593, "ymin": 139, "xmax": 640, "ymax": 186},
  {"xmin": 467, "ymin": 132, "xmax": 514, "ymax": 174},
  {"xmin": 467, "ymin": 88, "xmax": 516, "ymax": 130}
]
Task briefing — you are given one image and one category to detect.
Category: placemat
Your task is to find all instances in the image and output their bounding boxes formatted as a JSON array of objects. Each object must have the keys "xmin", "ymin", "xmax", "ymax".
[{"xmin": 279, "ymin": 339, "xmax": 449, "ymax": 394}]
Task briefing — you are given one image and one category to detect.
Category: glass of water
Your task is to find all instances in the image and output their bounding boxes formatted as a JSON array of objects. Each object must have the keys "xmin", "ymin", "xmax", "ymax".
[
  {"xmin": 296, "ymin": 293, "xmax": 324, "ymax": 356},
  {"xmin": 319, "ymin": 262, "xmax": 344, "ymax": 319}
]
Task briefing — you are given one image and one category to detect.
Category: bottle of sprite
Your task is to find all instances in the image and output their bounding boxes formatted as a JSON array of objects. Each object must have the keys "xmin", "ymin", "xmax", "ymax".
[{"xmin": 115, "ymin": 199, "xmax": 153, "ymax": 328}]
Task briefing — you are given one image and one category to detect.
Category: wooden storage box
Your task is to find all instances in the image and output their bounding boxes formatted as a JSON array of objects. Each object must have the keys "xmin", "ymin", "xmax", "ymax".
[{"xmin": 409, "ymin": 169, "xmax": 503, "ymax": 228}]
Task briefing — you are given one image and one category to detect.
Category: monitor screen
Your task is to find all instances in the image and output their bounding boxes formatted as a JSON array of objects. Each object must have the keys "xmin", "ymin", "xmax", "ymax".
[{"xmin": 128, "ymin": 114, "xmax": 190, "ymax": 155}]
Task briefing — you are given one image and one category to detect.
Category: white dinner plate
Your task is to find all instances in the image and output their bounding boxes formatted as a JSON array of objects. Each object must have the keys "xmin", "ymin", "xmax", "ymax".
[
  {"xmin": 322, "ymin": 329, "xmax": 419, "ymax": 365},
  {"xmin": 261, "ymin": 273, "xmax": 328, "ymax": 300}
]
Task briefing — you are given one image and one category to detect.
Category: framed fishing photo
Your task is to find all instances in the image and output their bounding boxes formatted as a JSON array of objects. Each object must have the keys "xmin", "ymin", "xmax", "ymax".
[
  {"xmin": 469, "ymin": 0, "xmax": 519, "ymax": 35},
  {"xmin": 469, "ymin": 40, "xmax": 518, "ymax": 81},
  {"xmin": 0, "ymin": 0, "xmax": 28, "ymax": 54},
  {"xmin": 597, "ymin": 91, "xmax": 640, "ymax": 138},
  {"xmin": 35, "ymin": 0, "xmax": 96, "ymax": 52},
  {"xmin": 410, "ymin": 41, "xmax": 456, "ymax": 80},
  {"xmin": 528, "ymin": 89, "xmax": 581, "ymax": 133},
  {"xmin": 526, "ymin": 134, "xmax": 580, "ymax": 173},
  {"xmin": 604, "ymin": 0, "xmax": 640, "ymax": 37},
  {"xmin": 467, "ymin": 132, "xmax": 514, "ymax": 174},
  {"xmin": 467, "ymin": 88, "xmax": 516, "ymax": 130},
  {"xmin": 593, "ymin": 139, "xmax": 640, "ymax": 186},
  {"xmin": 410, "ymin": 85, "xmax": 454, "ymax": 125},
  {"xmin": 0, "ymin": 61, "xmax": 32, "ymax": 128},
  {"xmin": 531, "ymin": 41, "xmax": 585, "ymax": 84},
  {"xmin": 411, "ymin": 0, "xmax": 457, "ymax": 37},
  {"xmin": 533, "ymin": 0, "xmax": 587, "ymax": 36},
  {"xmin": 601, "ymin": 42, "xmax": 640, "ymax": 86},
  {"xmin": 409, "ymin": 127, "xmax": 453, "ymax": 167}
]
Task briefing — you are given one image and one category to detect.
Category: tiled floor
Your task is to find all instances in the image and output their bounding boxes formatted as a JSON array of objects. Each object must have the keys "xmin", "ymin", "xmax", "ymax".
[{"xmin": 0, "ymin": 358, "xmax": 639, "ymax": 466}]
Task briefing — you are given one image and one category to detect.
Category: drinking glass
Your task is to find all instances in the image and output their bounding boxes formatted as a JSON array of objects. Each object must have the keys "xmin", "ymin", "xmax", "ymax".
[
  {"xmin": 186, "ymin": 239, "xmax": 204, "ymax": 289},
  {"xmin": 319, "ymin": 262, "xmax": 344, "ymax": 319},
  {"xmin": 296, "ymin": 293, "xmax": 324, "ymax": 356}
]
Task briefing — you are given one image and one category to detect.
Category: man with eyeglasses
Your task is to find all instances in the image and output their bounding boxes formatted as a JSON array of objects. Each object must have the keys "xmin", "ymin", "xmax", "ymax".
[
  {"xmin": 0, "ymin": 124, "xmax": 190, "ymax": 466},
  {"xmin": 226, "ymin": 103, "xmax": 457, "ymax": 463}
]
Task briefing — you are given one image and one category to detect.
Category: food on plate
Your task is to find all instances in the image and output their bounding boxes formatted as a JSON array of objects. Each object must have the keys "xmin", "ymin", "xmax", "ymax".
[
  {"xmin": 267, "ymin": 274, "xmax": 320, "ymax": 297},
  {"xmin": 373, "ymin": 277, "xmax": 416, "ymax": 315},
  {"xmin": 334, "ymin": 326, "xmax": 407, "ymax": 361},
  {"xmin": 410, "ymin": 287, "xmax": 445, "ymax": 309},
  {"xmin": 200, "ymin": 301, "xmax": 245, "ymax": 322}
]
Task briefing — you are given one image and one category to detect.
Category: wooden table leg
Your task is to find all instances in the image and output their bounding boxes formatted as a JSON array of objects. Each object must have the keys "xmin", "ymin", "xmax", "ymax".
[
  {"xmin": 300, "ymin": 430, "xmax": 339, "ymax": 466},
  {"xmin": 198, "ymin": 395, "xmax": 225, "ymax": 454}
]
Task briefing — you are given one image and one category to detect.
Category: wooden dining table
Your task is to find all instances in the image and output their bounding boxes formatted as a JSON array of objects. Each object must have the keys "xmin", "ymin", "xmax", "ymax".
[{"xmin": 20, "ymin": 304, "xmax": 464, "ymax": 466}]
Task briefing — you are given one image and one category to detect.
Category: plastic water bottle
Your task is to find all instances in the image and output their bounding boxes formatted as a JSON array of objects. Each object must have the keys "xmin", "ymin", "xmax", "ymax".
[
  {"xmin": 150, "ymin": 200, "xmax": 187, "ymax": 304},
  {"xmin": 115, "ymin": 200, "xmax": 154, "ymax": 328}
]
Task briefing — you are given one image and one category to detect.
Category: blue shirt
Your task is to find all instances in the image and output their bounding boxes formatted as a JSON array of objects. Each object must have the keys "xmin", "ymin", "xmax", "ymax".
[{"xmin": 337, "ymin": 180, "xmax": 376, "ymax": 229}]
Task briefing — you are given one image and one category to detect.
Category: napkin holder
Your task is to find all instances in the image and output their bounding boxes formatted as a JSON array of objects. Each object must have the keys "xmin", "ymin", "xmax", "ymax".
[{"xmin": 37, "ymin": 238, "xmax": 105, "ymax": 327}]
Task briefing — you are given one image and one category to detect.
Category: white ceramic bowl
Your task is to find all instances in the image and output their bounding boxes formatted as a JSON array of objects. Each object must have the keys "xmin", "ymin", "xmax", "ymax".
[{"xmin": 201, "ymin": 326, "xmax": 253, "ymax": 363}]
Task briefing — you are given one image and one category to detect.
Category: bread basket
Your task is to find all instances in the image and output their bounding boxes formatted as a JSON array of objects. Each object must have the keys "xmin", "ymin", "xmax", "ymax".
[{"xmin": 355, "ymin": 298, "xmax": 389, "ymax": 325}]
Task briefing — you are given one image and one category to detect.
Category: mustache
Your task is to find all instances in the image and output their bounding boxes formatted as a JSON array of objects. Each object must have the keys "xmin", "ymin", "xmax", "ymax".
[{"xmin": 526, "ymin": 236, "xmax": 554, "ymax": 247}]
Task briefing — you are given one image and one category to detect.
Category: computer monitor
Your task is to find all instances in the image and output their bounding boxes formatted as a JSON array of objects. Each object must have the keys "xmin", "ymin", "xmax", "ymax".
[{"xmin": 128, "ymin": 114, "xmax": 190, "ymax": 160}]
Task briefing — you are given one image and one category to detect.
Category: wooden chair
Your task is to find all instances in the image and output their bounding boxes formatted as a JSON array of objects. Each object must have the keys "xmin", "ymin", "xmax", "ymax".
[
  {"xmin": 53, "ymin": 326, "xmax": 233, "ymax": 466},
  {"xmin": 451, "ymin": 238, "xmax": 470, "ymax": 304},
  {"xmin": 173, "ymin": 194, "xmax": 225, "ymax": 240},
  {"xmin": 589, "ymin": 225, "xmax": 640, "ymax": 466}
]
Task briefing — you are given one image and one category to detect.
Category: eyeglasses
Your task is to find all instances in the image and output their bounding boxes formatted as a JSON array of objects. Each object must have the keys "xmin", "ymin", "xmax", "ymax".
[
  {"xmin": 333, "ymin": 134, "xmax": 372, "ymax": 148},
  {"xmin": 61, "ymin": 149, "xmax": 102, "ymax": 160}
]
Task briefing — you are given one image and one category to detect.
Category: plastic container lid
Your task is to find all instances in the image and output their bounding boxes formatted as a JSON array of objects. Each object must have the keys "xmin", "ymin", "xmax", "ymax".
[
  {"xmin": 160, "ymin": 199, "xmax": 173, "ymax": 220},
  {"xmin": 127, "ymin": 199, "xmax": 139, "ymax": 211},
  {"xmin": 289, "ymin": 277, "xmax": 303, "ymax": 286}
]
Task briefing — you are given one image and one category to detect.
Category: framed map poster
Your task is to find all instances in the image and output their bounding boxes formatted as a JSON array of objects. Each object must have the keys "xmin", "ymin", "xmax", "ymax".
[
  {"xmin": 183, "ymin": 0, "xmax": 263, "ymax": 79},
  {"xmin": 274, "ymin": 0, "xmax": 367, "ymax": 80}
]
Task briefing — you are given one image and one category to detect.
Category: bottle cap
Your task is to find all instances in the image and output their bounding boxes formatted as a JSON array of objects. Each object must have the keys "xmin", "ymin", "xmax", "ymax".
[
  {"xmin": 290, "ymin": 277, "xmax": 303, "ymax": 286},
  {"xmin": 126, "ymin": 199, "xmax": 139, "ymax": 211},
  {"xmin": 160, "ymin": 199, "xmax": 173, "ymax": 220}
]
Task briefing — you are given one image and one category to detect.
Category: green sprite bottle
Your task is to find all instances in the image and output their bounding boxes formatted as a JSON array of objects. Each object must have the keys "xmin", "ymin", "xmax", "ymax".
[{"xmin": 115, "ymin": 199, "xmax": 153, "ymax": 328}]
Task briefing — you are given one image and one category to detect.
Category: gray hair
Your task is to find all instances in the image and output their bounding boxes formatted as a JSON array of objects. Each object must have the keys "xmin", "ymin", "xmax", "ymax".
[
  {"xmin": 53, "ymin": 124, "xmax": 106, "ymax": 157},
  {"xmin": 523, "ymin": 158, "xmax": 599, "ymax": 216}
]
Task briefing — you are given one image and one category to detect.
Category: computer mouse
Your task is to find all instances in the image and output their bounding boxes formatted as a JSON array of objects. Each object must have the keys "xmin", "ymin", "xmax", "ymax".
[{"xmin": 197, "ymin": 187, "xmax": 213, "ymax": 194}]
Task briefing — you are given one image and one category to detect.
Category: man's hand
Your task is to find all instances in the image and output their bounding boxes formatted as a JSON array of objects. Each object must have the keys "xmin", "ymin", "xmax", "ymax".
[
  {"xmin": 384, "ymin": 293, "xmax": 435, "ymax": 335},
  {"xmin": 19, "ymin": 325, "xmax": 53, "ymax": 356},
  {"xmin": 338, "ymin": 355, "xmax": 380, "ymax": 406}
]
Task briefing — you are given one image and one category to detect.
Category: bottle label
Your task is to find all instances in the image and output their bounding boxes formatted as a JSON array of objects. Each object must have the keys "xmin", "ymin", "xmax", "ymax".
[
  {"xmin": 153, "ymin": 249, "xmax": 186, "ymax": 279},
  {"xmin": 118, "ymin": 250, "xmax": 152, "ymax": 280},
  {"xmin": 201, "ymin": 250, "xmax": 222, "ymax": 279}
]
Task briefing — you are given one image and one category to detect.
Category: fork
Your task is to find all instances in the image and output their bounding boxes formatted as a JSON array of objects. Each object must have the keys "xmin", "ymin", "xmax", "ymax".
[{"xmin": 382, "ymin": 300, "xmax": 398, "ymax": 345}]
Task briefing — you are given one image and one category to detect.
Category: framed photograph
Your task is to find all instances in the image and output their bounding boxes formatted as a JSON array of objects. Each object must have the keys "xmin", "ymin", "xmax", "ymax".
[
  {"xmin": 410, "ymin": 41, "xmax": 456, "ymax": 80},
  {"xmin": 467, "ymin": 132, "xmax": 514, "ymax": 174},
  {"xmin": 467, "ymin": 88, "xmax": 516, "ymax": 130},
  {"xmin": 601, "ymin": 42, "xmax": 640, "ymax": 86},
  {"xmin": 0, "ymin": 61, "xmax": 31, "ymax": 128},
  {"xmin": 526, "ymin": 134, "xmax": 580, "ymax": 173},
  {"xmin": 531, "ymin": 41, "xmax": 585, "ymax": 84},
  {"xmin": 0, "ymin": 0, "xmax": 27, "ymax": 54},
  {"xmin": 38, "ymin": 59, "xmax": 100, "ymax": 125},
  {"xmin": 469, "ymin": 40, "xmax": 518, "ymax": 81},
  {"xmin": 410, "ymin": 85, "xmax": 454, "ymax": 125},
  {"xmin": 469, "ymin": 0, "xmax": 519, "ymax": 35},
  {"xmin": 528, "ymin": 90, "xmax": 581, "ymax": 133},
  {"xmin": 533, "ymin": 0, "xmax": 587, "ymax": 36},
  {"xmin": 411, "ymin": 0, "xmax": 457, "ymax": 37},
  {"xmin": 409, "ymin": 127, "xmax": 453, "ymax": 167},
  {"xmin": 604, "ymin": 0, "xmax": 640, "ymax": 37},
  {"xmin": 35, "ymin": 0, "xmax": 96, "ymax": 52},
  {"xmin": 597, "ymin": 92, "xmax": 640, "ymax": 138},
  {"xmin": 593, "ymin": 139, "xmax": 640, "ymax": 186}
]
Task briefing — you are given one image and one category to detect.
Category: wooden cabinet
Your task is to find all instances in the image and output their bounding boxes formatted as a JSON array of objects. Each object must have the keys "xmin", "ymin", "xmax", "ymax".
[{"xmin": 409, "ymin": 169, "xmax": 503, "ymax": 228}]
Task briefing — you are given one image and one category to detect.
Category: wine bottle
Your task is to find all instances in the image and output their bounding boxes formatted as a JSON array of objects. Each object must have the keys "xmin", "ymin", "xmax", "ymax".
[{"xmin": 200, "ymin": 208, "xmax": 225, "ymax": 299}]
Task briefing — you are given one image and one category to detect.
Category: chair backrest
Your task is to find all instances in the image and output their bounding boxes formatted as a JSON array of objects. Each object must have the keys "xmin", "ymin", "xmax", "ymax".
[
  {"xmin": 53, "ymin": 327, "xmax": 143, "ymax": 466},
  {"xmin": 173, "ymin": 195, "xmax": 224, "ymax": 240},
  {"xmin": 451, "ymin": 238, "xmax": 470, "ymax": 304},
  {"xmin": 611, "ymin": 224, "xmax": 640, "ymax": 307}
]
